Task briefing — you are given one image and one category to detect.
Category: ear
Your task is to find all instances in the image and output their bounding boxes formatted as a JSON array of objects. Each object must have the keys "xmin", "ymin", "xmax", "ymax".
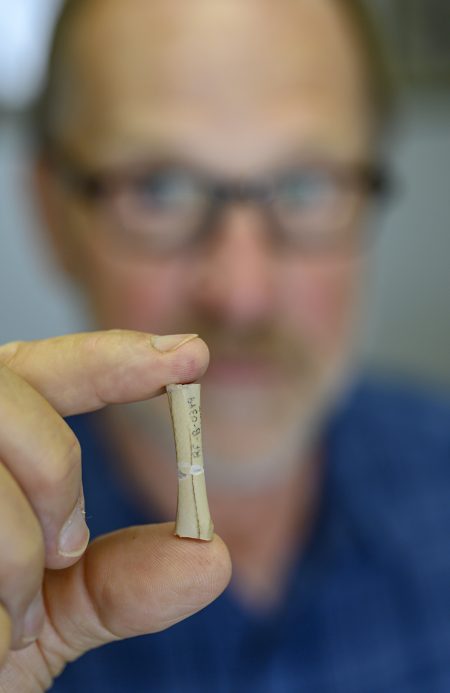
[{"xmin": 32, "ymin": 155, "xmax": 83, "ymax": 280}]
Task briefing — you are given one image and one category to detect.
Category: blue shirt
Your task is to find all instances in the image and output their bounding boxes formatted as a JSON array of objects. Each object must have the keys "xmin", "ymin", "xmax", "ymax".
[{"xmin": 50, "ymin": 378, "xmax": 450, "ymax": 692}]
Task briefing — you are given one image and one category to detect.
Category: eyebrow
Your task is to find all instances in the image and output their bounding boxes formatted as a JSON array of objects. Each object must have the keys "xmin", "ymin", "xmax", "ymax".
[{"xmin": 58, "ymin": 125, "xmax": 369, "ymax": 181}]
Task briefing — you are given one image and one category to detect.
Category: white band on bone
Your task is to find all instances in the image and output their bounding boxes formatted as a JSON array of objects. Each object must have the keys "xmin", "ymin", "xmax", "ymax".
[{"xmin": 178, "ymin": 463, "xmax": 205, "ymax": 480}]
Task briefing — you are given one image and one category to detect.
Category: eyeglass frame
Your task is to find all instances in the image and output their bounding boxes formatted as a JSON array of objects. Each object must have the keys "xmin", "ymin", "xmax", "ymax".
[{"xmin": 49, "ymin": 152, "xmax": 390, "ymax": 257}]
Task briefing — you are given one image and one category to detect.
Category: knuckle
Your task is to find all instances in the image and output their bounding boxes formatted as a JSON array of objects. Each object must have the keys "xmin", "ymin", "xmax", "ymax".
[
  {"xmin": 34, "ymin": 431, "xmax": 81, "ymax": 493},
  {"xmin": 79, "ymin": 330, "xmax": 127, "ymax": 373},
  {"xmin": 105, "ymin": 328, "xmax": 128, "ymax": 338},
  {"xmin": 1, "ymin": 524, "xmax": 44, "ymax": 580},
  {"xmin": 83, "ymin": 329, "xmax": 126, "ymax": 354},
  {"xmin": 0, "ymin": 340, "xmax": 26, "ymax": 370},
  {"xmin": 14, "ymin": 537, "xmax": 44, "ymax": 576}
]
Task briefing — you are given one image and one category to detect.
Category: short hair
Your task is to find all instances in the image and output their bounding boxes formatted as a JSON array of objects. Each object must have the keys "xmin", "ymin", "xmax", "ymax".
[{"xmin": 33, "ymin": 0, "xmax": 394, "ymax": 151}]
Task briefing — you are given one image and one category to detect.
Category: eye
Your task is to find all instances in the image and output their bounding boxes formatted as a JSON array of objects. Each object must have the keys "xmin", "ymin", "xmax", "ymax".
[
  {"xmin": 276, "ymin": 171, "xmax": 338, "ymax": 208},
  {"xmin": 131, "ymin": 171, "xmax": 205, "ymax": 211},
  {"xmin": 271, "ymin": 167, "xmax": 362, "ymax": 247}
]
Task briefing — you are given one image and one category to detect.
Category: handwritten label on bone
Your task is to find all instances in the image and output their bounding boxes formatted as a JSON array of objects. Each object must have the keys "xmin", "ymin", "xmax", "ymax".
[{"xmin": 187, "ymin": 394, "xmax": 202, "ymax": 459}]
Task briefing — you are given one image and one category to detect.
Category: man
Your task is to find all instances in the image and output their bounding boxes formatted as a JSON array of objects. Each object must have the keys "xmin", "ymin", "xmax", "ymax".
[{"xmin": 0, "ymin": 0, "xmax": 449, "ymax": 691}]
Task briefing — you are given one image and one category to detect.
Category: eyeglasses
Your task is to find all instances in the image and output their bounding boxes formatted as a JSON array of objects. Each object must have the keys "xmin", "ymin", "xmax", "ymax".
[{"xmin": 55, "ymin": 157, "xmax": 388, "ymax": 256}]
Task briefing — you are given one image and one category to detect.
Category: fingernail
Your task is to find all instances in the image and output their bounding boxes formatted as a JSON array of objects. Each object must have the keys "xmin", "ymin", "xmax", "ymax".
[
  {"xmin": 58, "ymin": 498, "xmax": 90, "ymax": 558},
  {"xmin": 21, "ymin": 590, "xmax": 45, "ymax": 646},
  {"xmin": 151, "ymin": 334, "xmax": 198, "ymax": 353}
]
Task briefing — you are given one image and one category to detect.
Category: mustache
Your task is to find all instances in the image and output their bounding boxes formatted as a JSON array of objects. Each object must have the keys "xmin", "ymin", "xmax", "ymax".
[{"xmin": 176, "ymin": 319, "xmax": 317, "ymax": 372}]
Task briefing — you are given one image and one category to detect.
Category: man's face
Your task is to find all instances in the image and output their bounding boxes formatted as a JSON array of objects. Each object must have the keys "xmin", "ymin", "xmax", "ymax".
[{"xmin": 43, "ymin": 0, "xmax": 374, "ymax": 485}]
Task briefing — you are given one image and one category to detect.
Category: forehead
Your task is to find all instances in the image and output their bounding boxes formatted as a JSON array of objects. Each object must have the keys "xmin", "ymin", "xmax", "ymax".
[{"xmin": 57, "ymin": 0, "xmax": 372, "ymax": 172}]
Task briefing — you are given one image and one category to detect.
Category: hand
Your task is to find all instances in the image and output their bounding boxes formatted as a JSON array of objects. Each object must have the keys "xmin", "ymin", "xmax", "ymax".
[{"xmin": 0, "ymin": 330, "xmax": 231, "ymax": 692}]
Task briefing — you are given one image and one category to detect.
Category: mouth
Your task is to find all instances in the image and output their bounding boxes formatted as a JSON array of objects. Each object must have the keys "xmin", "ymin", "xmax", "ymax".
[{"xmin": 205, "ymin": 354, "xmax": 289, "ymax": 386}]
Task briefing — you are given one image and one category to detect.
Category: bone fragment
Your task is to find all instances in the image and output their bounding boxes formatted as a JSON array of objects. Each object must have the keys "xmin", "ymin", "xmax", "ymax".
[{"xmin": 166, "ymin": 383, "xmax": 213, "ymax": 541}]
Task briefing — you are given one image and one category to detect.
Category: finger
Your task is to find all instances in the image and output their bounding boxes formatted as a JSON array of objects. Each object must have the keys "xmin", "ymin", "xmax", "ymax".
[
  {"xmin": 0, "ymin": 364, "xmax": 89, "ymax": 570},
  {"xmin": 47, "ymin": 524, "xmax": 231, "ymax": 651},
  {"xmin": 0, "ymin": 461, "xmax": 45, "ymax": 649},
  {"xmin": 3, "ymin": 525, "xmax": 231, "ymax": 687},
  {"xmin": 0, "ymin": 601, "xmax": 11, "ymax": 668},
  {"xmin": 0, "ymin": 331, "xmax": 209, "ymax": 416}
]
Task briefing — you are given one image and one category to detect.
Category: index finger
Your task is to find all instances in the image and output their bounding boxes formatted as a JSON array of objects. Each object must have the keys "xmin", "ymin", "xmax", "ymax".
[{"xmin": 0, "ymin": 331, "xmax": 208, "ymax": 416}]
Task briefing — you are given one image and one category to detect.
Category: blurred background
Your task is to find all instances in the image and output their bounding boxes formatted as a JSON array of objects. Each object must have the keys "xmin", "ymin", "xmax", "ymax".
[{"xmin": 0, "ymin": 0, "xmax": 449, "ymax": 387}]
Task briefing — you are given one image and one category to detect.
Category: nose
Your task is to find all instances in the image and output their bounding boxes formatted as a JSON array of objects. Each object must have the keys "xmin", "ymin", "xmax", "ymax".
[{"xmin": 192, "ymin": 205, "xmax": 275, "ymax": 326}]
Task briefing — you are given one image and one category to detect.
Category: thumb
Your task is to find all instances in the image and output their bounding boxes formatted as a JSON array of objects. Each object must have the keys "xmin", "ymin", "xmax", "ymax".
[{"xmin": 2, "ymin": 524, "xmax": 231, "ymax": 691}]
